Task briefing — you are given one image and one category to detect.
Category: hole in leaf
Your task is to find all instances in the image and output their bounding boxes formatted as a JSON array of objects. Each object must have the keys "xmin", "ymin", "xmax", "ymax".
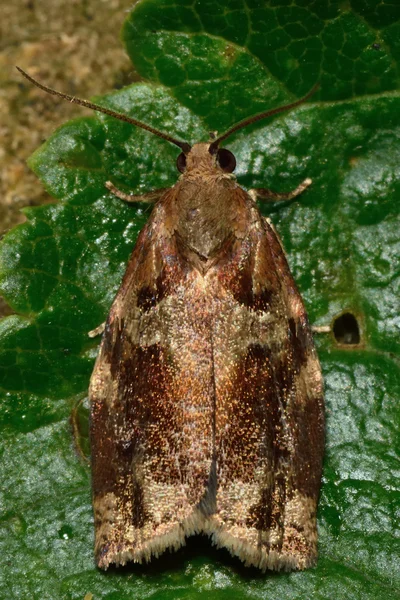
[
  {"xmin": 58, "ymin": 524, "xmax": 74, "ymax": 540},
  {"xmin": 333, "ymin": 312, "xmax": 361, "ymax": 345}
]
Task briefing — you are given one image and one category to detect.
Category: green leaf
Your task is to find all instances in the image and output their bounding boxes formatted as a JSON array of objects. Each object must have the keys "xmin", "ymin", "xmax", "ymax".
[{"xmin": 1, "ymin": 1, "xmax": 399, "ymax": 598}]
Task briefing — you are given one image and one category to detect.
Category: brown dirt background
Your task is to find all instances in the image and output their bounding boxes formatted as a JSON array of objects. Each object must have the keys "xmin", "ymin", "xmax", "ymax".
[{"xmin": 0, "ymin": 0, "xmax": 138, "ymax": 316}]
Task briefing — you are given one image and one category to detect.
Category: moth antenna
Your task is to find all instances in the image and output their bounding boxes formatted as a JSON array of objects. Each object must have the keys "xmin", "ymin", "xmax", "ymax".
[
  {"xmin": 209, "ymin": 83, "xmax": 320, "ymax": 153},
  {"xmin": 16, "ymin": 67, "xmax": 191, "ymax": 153}
]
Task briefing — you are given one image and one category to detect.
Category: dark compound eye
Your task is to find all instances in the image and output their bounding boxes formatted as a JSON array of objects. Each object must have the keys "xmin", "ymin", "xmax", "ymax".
[
  {"xmin": 217, "ymin": 148, "xmax": 236, "ymax": 173},
  {"xmin": 176, "ymin": 152, "xmax": 187, "ymax": 173}
]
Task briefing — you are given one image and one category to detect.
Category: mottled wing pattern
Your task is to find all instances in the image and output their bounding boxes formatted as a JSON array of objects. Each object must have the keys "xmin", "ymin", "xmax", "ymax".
[
  {"xmin": 89, "ymin": 189, "xmax": 216, "ymax": 568},
  {"xmin": 90, "ymin": 182, "xmax": 324, "ymax": 572},
  {"xmin": 207, "ymin": 199, "xmax": 324, "ymax": 570}
]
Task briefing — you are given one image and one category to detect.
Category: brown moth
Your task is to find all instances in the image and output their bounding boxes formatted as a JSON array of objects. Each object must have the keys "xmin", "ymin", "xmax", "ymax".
[{"xmin": 18, "ymin": 67, "xmax": 324, "ymax": 572}]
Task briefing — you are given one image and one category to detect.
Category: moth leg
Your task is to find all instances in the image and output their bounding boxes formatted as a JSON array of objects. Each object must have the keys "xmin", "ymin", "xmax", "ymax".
[
  {"xmin": 88, "ymin": 322, "xmax": 106, "ymax": 338},
  {"xmin": 105, "ymin": 181, "xmax": 168, "ymax": 204},
  {"xmin": 312, "ymin": 325, "xmax": 331, "ymax": 334},
  {"xmin": 249, "ymin": 177, "xmax": 312, "ymax": 203}
]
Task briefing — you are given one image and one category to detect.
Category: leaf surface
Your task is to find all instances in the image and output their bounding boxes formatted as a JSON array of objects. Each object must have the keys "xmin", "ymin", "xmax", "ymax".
[{"xmin": 0, "ymin": 1, "xmax": 399, "ymax": 598}]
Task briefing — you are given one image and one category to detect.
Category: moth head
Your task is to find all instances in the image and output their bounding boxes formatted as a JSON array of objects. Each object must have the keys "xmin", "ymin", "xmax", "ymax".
[
  {"xmin": 176, "ymin": 144, "xmax": 236, "ymax": 174},
  {"xmin": 16, "ymin": 68, "xmax": 319, "ymax": 178}
]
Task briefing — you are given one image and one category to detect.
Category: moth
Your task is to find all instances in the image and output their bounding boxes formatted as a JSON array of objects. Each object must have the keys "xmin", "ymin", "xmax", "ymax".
[{"xmin": 18, "ymin": 67, "xmax": 324, "ymax": 572}]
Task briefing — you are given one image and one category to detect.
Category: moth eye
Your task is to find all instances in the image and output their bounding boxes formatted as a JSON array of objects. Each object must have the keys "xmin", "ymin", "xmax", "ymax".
[
  {"xmin": 176, "ymin": 152, "xmax": 187, "ymax": 173},
  {"xmin": 217, "ymin": 148, "xmax": 236, "ymax": 173}
]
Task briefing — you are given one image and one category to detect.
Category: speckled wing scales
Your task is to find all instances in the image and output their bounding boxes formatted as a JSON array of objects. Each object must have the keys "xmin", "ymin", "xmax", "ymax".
[
  {"xmin": 89, "ymin": 191, "xmax": 216, "ymax": 569},
  {"xmin": 207, "ymin": 207, "xmax": 324, "ymax": 571},
  {"xmin": 89, "ymin": 184, "xmax": 324, "ymax": 571}
]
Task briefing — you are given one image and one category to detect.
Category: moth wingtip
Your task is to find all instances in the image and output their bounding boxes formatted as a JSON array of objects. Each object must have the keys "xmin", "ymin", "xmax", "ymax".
[
  {"xmin": 94, "ymin": 523, "xmax": 191, "ymax": 570},
  {"xmin": 209, "ymin": 527, "xmax": 318, "ymax": 572}
]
